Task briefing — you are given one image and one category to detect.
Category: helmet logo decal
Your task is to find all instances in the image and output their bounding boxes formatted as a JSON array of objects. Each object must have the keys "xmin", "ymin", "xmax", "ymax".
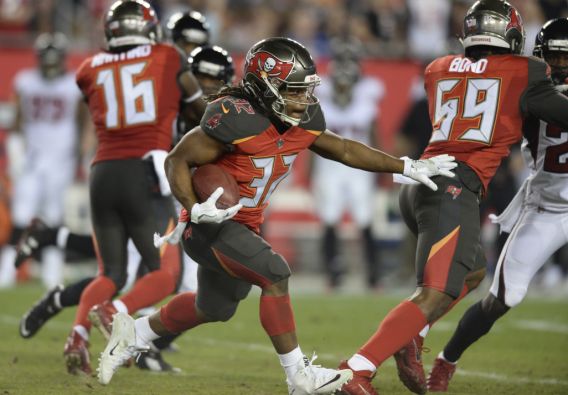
[
  {"xmin": 506, "ymin": 8, "xmax": 523, "ymax": 34},
  {"xmin": 246, "ymin": 51, "xmax": 294, "ymax": 80}
]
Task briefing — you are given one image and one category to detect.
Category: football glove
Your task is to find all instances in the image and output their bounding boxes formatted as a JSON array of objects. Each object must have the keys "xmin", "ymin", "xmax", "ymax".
[
  {"xmin": 402, "ymin": 154, "xmax": 457, "ymax": 191},
  {"xmin": 190, "ymin": 187, "xmax": 242, "ymax": 224}
]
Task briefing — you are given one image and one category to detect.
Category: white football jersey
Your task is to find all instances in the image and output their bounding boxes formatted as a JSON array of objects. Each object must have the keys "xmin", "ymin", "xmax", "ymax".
[
  {"xmin": 522, "ymin": 120, "xmax": 568, "ymax": 212},
  {"xmin": 318, "ymin": 76, "xmax": 384, "ymax": 145},
  {"xmin": 14, "ymin": 69, "xmax": 81, "ymax": 160}
]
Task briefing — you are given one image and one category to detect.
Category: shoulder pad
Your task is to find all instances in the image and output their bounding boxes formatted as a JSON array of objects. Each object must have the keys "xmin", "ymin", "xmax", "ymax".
[{"xmin": 200, "ymin": 96, "xmax": 271, "ymax": 144}]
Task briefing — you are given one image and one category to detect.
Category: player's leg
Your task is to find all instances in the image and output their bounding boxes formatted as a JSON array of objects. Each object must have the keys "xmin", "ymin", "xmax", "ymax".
[
  {"xmin": 40, "ymin": 161, "xmax": 74, "ymax": 288},
  {"xmin": 90, "ymin": 161, "xmax": 181, "ymax": 337},
  {"xmin": 341, "ymin": 169, "xmax": 484, "ymax": 395},
  {"xmin": 0, "ymin": 171, "xmax": 40, "ymax": 287},
  {"xmin": 428, "ymin": 208, "xmax": 568, "ymax": 391},
  {"xmin": 65, "ymin": 161, "xmax": 129, "ymax": 375},
  {"xmin": 349, "ymin": 171, "xmax": 378, "ymax": 289},
  {"xmin": 20, "ymin": 277, "xmax": 94, "ymax": 338},
  {"xmin": 314, "ymin": 159, "xmax": 346, "ymax": 289}
]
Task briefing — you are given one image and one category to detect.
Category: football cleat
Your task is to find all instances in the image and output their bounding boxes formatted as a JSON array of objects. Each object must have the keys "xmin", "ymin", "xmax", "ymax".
[
  {"xmin": 337, "ymin": 360, "xmax": 378, "ymax": 395},
  {"xmin": 64, "ymin": 330, "xmax": 92, "ymax": 375},
  {"xmin": 427, "ymin": 357, "xmax": 457, "ymax": 392},
  {"xmin": 287, "ymin": 354, "xmax": 353, "ymax": 395},
  {"xmin": 15, "ymin": 218, "xmax": 56, "ymax": 268},
  {"xmin": 20, "ymin": 284, "xmax": 63, "ymax": 338},
  {"xmin": 393, "ymin": 335, "xmax": 427, "ymax": 394},
  {"xmin": 89, "ymin": 301, "xmax": 117, "ymax": 340},
  {"xmin": 135, "ymin": 348, "xmax": 181, "ymax": 373},
  {"xmin": 97, "ymin": 312, "xmax": 149, "ymax": 385}
]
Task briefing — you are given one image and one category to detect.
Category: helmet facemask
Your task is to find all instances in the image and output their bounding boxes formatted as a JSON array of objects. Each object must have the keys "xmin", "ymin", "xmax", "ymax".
[{"xmin": 265, "ymin": 74, "xmax": 320, "ymax": 126}]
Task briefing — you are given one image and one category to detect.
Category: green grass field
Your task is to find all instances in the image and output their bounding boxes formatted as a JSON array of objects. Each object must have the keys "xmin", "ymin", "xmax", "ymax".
[{"xmin": 0, "ymin": 284, "xmax": 567, "ymax": 394}]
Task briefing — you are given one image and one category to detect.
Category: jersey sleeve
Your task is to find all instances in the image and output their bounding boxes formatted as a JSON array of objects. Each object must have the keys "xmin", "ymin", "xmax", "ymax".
[
  {"xmin": 200, "ymin": 97, "xmax": 270, "ymax": 144},
  {"xmin": 298, "ymin": 102, "xmax": 326, "ymax": 133},
  {"xmin": 75, "ymin": 58, "xmax": 92, "ymax": 96},
  {"xmin": 520, "ymin": 56, "xmax": 568, "ymax": 131}
]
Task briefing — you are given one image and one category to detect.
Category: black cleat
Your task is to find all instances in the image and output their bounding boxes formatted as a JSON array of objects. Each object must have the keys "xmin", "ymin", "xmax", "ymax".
[
  {"xmin": 20, "ymin": 284, "xmax": 63, "ymax": 338},
  {"xmin": 15, "ymin": 218, "xmax": 57, "ymax": 268},
  {"xmin": 135, "ymin": 349, "xmax": 181, "ymax": 373}
]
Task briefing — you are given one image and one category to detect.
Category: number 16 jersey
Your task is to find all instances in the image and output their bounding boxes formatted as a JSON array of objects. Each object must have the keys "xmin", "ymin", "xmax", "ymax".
[{"xmin": 76, "ymin": 43, "xmax": 183, "ymax": 163}]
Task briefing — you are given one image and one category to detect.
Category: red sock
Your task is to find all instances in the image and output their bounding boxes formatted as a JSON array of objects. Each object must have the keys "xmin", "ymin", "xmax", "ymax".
[
  {"xmin": 259, "ymin": 295, "xmax": 296, "ymax": 336},
  {"xmin": 160, "ymin": 292, "xmax": 203, "ymax": 333},
  {"xmin": 358, "ymin": 300, "xmax": 427, "ymax": 367},
  {"xmin": 74, "ymin": 276, "xmax": 116, "ymax": 328},
  {"xmin": 430, "ymin": 284, "xmax": 469, "ymax": 328},
  {"xmin": 120, "ymin": 270, "xmax": 176, "ymax": 314}
]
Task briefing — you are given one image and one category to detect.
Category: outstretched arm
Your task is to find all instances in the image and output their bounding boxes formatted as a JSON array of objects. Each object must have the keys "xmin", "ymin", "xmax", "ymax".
[
  {"xmin": 310, "ymin": 129, "xmax": 404, "ymax": 173},
  {"xmin": 310, "ymin": 129, "xmax": 456, "ymax": 190}
]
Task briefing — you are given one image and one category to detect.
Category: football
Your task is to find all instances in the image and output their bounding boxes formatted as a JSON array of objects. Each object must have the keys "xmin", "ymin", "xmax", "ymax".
[{"xmin": 192, "ymin": 164, "xmax": 240, "ymax": 209}]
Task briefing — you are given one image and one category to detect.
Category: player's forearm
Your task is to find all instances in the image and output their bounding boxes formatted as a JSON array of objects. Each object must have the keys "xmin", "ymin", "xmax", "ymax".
[
  {"xmin": 165, "ymin": 154, "xmax": 199, "ymax": 212},
  {"xmin": 342, "ymin": 139, "xmax": 404, "ymax": 174}
]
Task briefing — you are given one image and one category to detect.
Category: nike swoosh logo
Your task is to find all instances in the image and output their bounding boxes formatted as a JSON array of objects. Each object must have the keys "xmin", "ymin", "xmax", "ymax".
[
  {"xmin": 315, "ymin": 374, "xmax": 341, "ymax": 390},
  {"xmin": 221, "ymin": 103, "xmax": 230, "ymax": 114},
  {"xmin": 109, "ymin": 343, "xmax": 119, "ymax": 356}
]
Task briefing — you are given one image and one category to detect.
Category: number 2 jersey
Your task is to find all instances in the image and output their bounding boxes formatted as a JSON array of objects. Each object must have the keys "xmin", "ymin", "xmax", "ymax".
[
  {"xmin": 421, "ymin": 54, "xmax": 568, "ymax": 193},
  {"xmin": 76, "ymin": 43, "xmax": 184, "ymax": 164},
  {"xmin": 200, "ymin": 96, "xmax": 326, "ymax": 233}
]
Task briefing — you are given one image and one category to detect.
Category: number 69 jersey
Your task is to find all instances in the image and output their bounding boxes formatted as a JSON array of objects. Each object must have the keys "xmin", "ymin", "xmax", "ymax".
[
  {"xmin": 421, "ymin": 54, "xmax": 568, "ymax": 193},
  {"xmin": 76, "ymin": 44, "xmax": 183, "ymax": 163}
]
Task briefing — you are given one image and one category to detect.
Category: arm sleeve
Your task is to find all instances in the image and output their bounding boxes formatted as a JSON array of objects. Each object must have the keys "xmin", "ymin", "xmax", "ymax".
[{"xmin": 521, "ymin": 57, "xmax": 568, "ymax": 130}]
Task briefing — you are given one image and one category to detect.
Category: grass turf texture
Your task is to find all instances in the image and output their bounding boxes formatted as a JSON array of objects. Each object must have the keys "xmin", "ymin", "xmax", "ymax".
[{"xmin": 0, "ymin": 285, "xmax": 567, "ymax": 394}]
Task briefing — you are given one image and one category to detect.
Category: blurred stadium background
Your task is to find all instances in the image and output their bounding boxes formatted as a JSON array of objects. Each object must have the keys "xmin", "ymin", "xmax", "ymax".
[
  {"xmin": 0, "ymin": 1, "xmax": 567, "ymax": 392},
  {"xmin": 1, "ymin": 0, "xmax": 567, "ymax": 293}
]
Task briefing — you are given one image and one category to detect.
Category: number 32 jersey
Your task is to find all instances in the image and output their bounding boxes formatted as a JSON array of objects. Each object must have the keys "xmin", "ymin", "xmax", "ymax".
[
  {"xmin": 421, "ymin": 54, "xmax": 568, "ymax": 193},
  {"xmin": 76, "ymin": 44, "xmax": 183, "ymax": 163},
  {"xmin": 201, "ymin": 96, "xmax": 326, "ymax": 233}
]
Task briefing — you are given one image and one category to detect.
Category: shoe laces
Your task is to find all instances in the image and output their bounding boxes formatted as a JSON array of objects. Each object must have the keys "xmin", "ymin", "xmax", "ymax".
[{"xmin": 299, "ymin": 353, "xmax": 336, "ymax": 385}]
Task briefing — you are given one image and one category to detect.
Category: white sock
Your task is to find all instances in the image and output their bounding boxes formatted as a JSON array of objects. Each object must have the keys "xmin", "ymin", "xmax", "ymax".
[
  {"xmin": 56, "ymin": 227, "xmax": 70, "ymax": 249},
  {"xmin": 41, "ymin": 247, "xmax": 64, "ymax": 289},
  {"xmin": 439, "ymin": 351, "xmax": 458, "ymax": 365},
  {"xmin": 278, "ymin": 346, "xmax": 304, "ymax": 380},
  {"xmin": 73, "ymin": 325, "xmax": 89, "ymax": 341},
  {"xmin": 134, "ymin": 316, "xmax": 159, "ymax": 348},
  {"xmin": 0, "ymin": 246, "xmax": 17, "ymax": 288},
  {"xmin": 347, "ymin": 354, "xmax": 376, "ymax": 373},
  {"xmin": 53, "ymin": 290, "xmax": 63, "ymax": 310},
  {"xmin": 112, "ymin": 299, "xmax": 128, "ymax": 314},
  {"xmin": 419, "ymin": 324, "xmax": 430, "ymax": 338}
]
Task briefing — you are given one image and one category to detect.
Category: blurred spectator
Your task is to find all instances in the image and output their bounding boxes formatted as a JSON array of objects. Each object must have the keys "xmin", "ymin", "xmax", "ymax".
[{"xmin": 406, "ymin": 0, "xmax": 451, "ymax": 60}]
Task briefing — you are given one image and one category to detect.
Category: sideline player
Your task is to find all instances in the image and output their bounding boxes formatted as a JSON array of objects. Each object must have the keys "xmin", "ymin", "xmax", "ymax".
[
  {"xmin": 338, "ymin": 2, "xmax": 568, "ymax": 394},
  {"xmin": 426, "ymin": 17, "xmax": 568, "ymax": 392},
  {"xmin": 96, "ymin": 36, "xmax": 456, "ymax": 393},
  {"xmin": 0, "ymin": 33, "xmax": 88, "ymax": 289}
]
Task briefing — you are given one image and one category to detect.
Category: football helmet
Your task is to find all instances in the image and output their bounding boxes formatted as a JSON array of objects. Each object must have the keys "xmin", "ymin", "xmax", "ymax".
[
  {"xmin": 462, "ymin": 0, "xmax": 525, "ymax": 55},
  {"xmin": 243, "ymin": 37, "xmax": 321, "ymax": 126},
  {"xmin": 534, "ymin": 18, "xmax": 568, "ymax": 85},
  {"xmin": 34, "ymin": 32, "xmax": 67, "ymax": 79},
  {"xmin": 189, "ymin": 45, "xmax": 235, "ymax": 95},
  {"xmin": 329, "ymin": 59, "xmax": 360, "ymax": 107},
  {"xmin": 104, "ymin": 0, "xmax": 161, "ymax": 49},
  {"xmin": 167, "ymin": 11, "xmax": 210, "ymax": 55}
]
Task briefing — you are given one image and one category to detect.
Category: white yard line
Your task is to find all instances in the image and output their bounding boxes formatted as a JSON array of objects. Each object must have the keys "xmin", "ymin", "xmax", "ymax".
[{"xmin": 3, "ymin": 314, "xmax": 567, "ymax": 387}]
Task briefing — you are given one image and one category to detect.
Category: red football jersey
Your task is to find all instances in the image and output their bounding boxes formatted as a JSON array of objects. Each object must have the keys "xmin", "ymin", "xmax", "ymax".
[
  {"xmin": 76, "ymin": 44, "xmax": 182, "ymax": 163},
  {"xmin": 201, "ymin": 96, "xmax": 326, "ymax": 232},
  {"xmin": 422, "ymin": 54, "xmax": 529, "ymax": 191}
]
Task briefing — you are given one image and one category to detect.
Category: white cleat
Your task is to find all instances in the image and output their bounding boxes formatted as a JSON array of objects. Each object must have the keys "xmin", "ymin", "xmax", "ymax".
[
  {"xmin": 287, "ymin": 354, "xmax": 353, "ymax": 395},
  {"xmin": 97, "ymin": 312, "xmax": 148, "ymax": 385}
]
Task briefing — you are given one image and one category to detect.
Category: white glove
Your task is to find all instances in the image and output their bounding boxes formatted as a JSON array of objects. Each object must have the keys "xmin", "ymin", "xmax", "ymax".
[
  {"xmin": 402, "ymin": 154, "xmax": 457, "ymax": 191},
  {"xmin": 190, "ymin": 187, "xmax": 242, "ymax": 224}
]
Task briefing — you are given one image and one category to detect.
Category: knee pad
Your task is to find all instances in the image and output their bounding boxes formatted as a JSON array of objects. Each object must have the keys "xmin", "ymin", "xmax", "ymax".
[
  {"xmin": 200, "ymin": 301, "xmax": 239, "ymax": 322},
  {"xmin": 266, "ymin": 253, "xmax": 291, "ymax": 283},
  {"xmin": 502, "ymin": 285, "xmax": 527, "ymax": 308},
  {"xmin": 105, "ymin": 269, "xmax": 127, "ymax": 291}
]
